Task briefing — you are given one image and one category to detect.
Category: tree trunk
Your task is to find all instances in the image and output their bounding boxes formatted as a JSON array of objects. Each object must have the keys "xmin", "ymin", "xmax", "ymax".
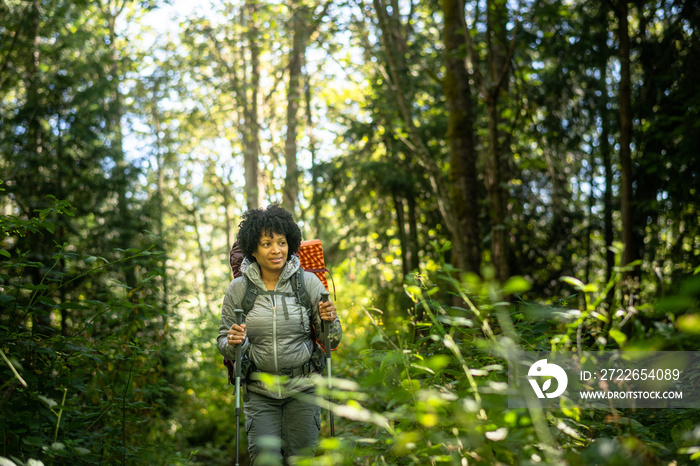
[
  {"xmin": 599, "ymin": 35, "xmax": 615, "ymax": 289},
  {"xmin": 407, "ymin": 192, "xmax": 419, "ymax": 272},
  {"xmin": 585, "ymin": 150, "xmax": 596, "ymax": 284},
  {"xmin": 190, "ymin": 204, "xmax": 211, "ymax": 317},
  {"xmin": 283, "ymin": 2, "xmax": 308, "ymax": 214},
  {"xmin": 150, "ymin": 86, "xmax": 169, "ymax": 315},
  {"xmin": 483, "ymin": 0, "xmax": 512, "ymax": 283},
  {"xmin": 220, "ymin": 167, "xmax": 235, "ymax": 250},
  {"xmin": 616, "ymin": 1, "xmax": 639, "ymax": 284},
  {"xmin": 393, "ymin": 192, "xmax": 409, "ymax": 279},
  {"xmin": 244, "ymin": 0, "xmax": 263, "ymax": 210},
  {"xmin": 484, "ymin": 93, "xmax": 509, "ymax": 282},
  {"xmin": 462, "ymin": 0, "xmax": 516, "ymax": 283},
  {"xmin": 442, "ymin": 0, "xmax": 481, "ymax": 274},
  {"xmin": 26, "ymin": 0, "xmax": 52, "ymax": 333},
  {"xmin": 305, "ymin": 67, "xmax": 322, "ymax": 237}
]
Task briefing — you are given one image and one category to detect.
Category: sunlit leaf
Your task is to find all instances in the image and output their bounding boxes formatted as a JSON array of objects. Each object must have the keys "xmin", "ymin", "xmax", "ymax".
[
  {"xmin": 561, "ymin": 276, "xmax": 585, "ymax": 290},
  {"xmin": 608, "ymin": 329, "xmax": 627, "ymax": 346},
  {"xmin": 319, "ymin": 437, "xmax": 341, "ymax": 450},
  {"xmin": 423, "ymin": 355, "xmax": 450, "ymax": 372},
  {"xmin": 502, "ymin": 276, "xmax": 532, "ymax": 295},
  {"xmin": 418, "ymin": 413, "xmax": 438, "ymax": 427},
  {"xmin": 485, "ymin": 427, "xmax": 508, "ymax": 441},
  {"xmin": 582, "ymin": 284, "xmax": 599, "ymax": 293},
  {"xmin": 556, "ymin": 420, "xmax": 584, "ymax": 440},
  {"xmin": 559, "ymin": 397, "xmax": 581, "ymax": 422},
  {"xmin": 676, "ymin": 314, "xmax": 700, "ymax": 334}
]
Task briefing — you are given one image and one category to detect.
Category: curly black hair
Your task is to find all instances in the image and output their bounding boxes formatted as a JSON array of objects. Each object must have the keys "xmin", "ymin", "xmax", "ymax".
[{"xmin": 236, "ymin": 204, "xmax": 302, "ymax": 262}]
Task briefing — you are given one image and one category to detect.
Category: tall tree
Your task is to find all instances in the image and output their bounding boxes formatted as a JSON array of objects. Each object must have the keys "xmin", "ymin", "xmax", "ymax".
[
  {"xmin": 283, "ymin": 0, "xmax": 330, "ymax": 215},
  {"xmin": 244, "ymin": 0, "xmax": 263, "ymax": 210},
  {"xmin": 485, "ymin": 0, "xmax": 514, "ymax": 281},
  {"xmin": 597, "ymin": 10, "xmax": 615, "ymax": 291},
  {"xmin": 614, "ymin": 0, "xmax": 639, "ymax": 287},
  {"xmin": 283, "ymin": 0, "xmax": 308, "ymax": 213},
  {"xmin": 442, "ymin": 0, "xmax": 481, "ymax": 274},
  {"xmin": 463, "ymin": 0, "xmax": 518, "ymax": 283}
]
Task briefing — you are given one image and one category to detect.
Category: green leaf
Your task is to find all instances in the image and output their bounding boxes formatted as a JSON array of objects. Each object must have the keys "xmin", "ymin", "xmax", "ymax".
[
  {"xmin": 38, "ymin": 395, "xmax": 57, "ymax": 410},
  {"xmin": 425, "ymin": 355, "xmax": 451, "ymax": 371},
  {"xmin": 559, "ymin": 398, "xmax": 581, "ymax": 422},
  {"xmin": 0, "ymin": 250, "xmax": 10, "ymax": 258},
  {"xmin": 502, "ymin": 276, "xmax": 532, "ymax": 295},
  {"xmin": 370, "ymin": 333, "xmax": 386, "ymax": 346},
  {"xmin": 608, "ymin": 329, "xmax": 627, "ymax": 347},
  {"xmin": 582, "ymin": 284, "xmax": 599, "ymax": 293},
  {"xmin": 561, "ymin": 276, "xmax": 585, "ymax": 291},
  {"xmin": 676, "ymin": 314, "xmax": 700, "ymax": 334}
]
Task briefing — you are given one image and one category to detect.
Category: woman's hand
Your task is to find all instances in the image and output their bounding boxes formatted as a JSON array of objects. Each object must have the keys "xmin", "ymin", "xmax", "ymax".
[
  {"xmin": 227, "ymin": 323, "xmax": 247, "ymax": 346},
  {"xmin": 319, "ymin": 300, "xmax": 338, "ymax": 322}
]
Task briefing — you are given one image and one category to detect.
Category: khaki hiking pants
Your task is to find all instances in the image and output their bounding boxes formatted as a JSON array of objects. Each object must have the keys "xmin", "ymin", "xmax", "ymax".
[{"xmin": 245, "ymin": 387, "xmax": 321, "ymax": 464}]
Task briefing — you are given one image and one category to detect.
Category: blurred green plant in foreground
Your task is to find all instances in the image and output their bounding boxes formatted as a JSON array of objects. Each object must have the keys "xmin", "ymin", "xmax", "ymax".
[{"xmin": 295, "ymin": 247, "xmax": 700, "ymax": 465}]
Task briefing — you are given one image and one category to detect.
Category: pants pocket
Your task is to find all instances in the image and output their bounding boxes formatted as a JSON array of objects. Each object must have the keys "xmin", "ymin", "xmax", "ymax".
[{"xmin": 245, "ymin": 417, "xmax": 253, "ymax": 434}]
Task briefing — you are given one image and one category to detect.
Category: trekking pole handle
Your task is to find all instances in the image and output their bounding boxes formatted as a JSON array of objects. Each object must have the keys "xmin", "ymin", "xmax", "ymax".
[
  {"xmin": 233, "ymin": 309, "xmax": 244, "ymax": 382},
  {"xmin": 234, "ymin": 308, "xmax": 244, "ymax": 326},
  {"xmin": 320, "ymin": 291, "xmax": 331, "ymax": 355}
]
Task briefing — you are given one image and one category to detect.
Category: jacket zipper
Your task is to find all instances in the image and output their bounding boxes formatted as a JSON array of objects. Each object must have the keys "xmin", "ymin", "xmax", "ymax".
[{"xmin": 272, "ymin": 295, "xmax": 278, "ymax": 373}]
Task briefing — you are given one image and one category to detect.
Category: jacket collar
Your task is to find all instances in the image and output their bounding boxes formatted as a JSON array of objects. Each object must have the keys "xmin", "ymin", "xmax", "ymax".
[{"xmin": 241, "ymin": 255, "xmax": 301, "ymax": 289}]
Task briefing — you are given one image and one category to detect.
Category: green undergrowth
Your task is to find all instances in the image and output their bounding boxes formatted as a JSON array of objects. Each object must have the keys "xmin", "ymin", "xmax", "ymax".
[
  {"xmin": 301, "ymin": 263, "xmax": 700, "ymax": 465},
  {"xmin": 1, "ymin": 198, "xmax": 190, "ymax": 465}
]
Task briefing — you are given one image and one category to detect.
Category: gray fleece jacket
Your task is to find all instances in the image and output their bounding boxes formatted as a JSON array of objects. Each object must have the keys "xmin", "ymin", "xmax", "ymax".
[{"xmin": 217, "ymin": 255, "xmax": 342, "ymax": 399}]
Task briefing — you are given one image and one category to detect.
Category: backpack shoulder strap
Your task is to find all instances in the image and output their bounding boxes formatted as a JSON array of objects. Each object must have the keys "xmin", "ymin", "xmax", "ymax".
[
  {"xmin": 239, "ymin": 275, "xmax": 258, "ymax": 314},
  {"xmin": 292, "ymin": 268, "xmax": 313, "ymax": 311}
]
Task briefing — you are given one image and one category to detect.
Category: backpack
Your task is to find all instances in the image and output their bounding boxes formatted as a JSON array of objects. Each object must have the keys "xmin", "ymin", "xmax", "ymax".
[
  {"xmin": 224, "ymin": 239, "xmax": 333, "ymax": 385},
  {"xmin": 229, "ymin": 239, "xmax": 333, "ymax": 297}
]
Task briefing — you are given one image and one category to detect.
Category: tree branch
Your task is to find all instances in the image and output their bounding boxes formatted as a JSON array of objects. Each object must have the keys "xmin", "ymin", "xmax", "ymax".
[{"xmin": 458, "ymin": 0, "xmax": 485, "ymax": 89}]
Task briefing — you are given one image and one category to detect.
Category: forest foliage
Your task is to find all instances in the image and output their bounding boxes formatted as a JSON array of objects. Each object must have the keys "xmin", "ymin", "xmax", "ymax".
[{"xmin": 1, "ymin": 0, "xmax": 699, "ymax": 464}]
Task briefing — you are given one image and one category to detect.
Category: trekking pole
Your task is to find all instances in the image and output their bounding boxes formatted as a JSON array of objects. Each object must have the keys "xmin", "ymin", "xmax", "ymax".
[
  {"xmin": 320, "ymin": 291, "xmax": 335, "ymax": 437},
  {"xmin": 233, "ymin": 308, "xmax": 244, "ymax": 466}
]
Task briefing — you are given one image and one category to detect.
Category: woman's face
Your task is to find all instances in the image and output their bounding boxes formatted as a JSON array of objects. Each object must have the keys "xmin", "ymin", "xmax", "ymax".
[{"xmin": 252, "ymin": 231, "xmax": 288, "ymax": 275}]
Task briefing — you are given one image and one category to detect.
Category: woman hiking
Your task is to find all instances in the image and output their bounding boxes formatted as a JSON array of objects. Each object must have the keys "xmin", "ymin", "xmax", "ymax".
[{"xmin": 217, "ymin": 204, "xmax": 342, "ymax": 464}]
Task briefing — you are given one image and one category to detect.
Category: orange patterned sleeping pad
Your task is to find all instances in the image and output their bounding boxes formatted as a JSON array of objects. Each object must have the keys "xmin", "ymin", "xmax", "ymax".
[{"xmin": 297, "ymin": 239, "xmax": 329, "ymax": 291}]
